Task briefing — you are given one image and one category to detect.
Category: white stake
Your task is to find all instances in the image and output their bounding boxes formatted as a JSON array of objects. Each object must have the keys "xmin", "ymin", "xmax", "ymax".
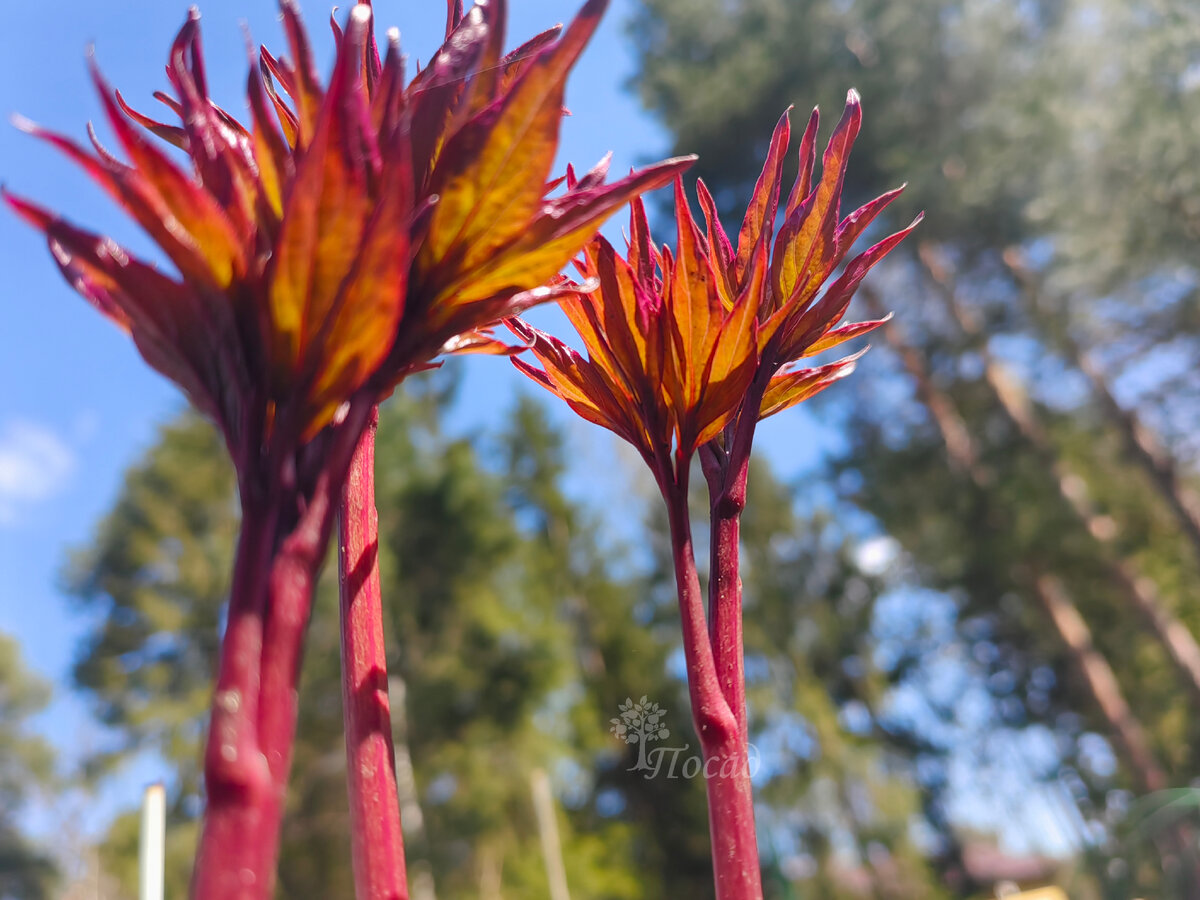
[
  {"xmin": 138, "ymin": 783, "xmax": 166, "ymax": 900},
  {"xmin": 530, "ymin": 769, "xmax": 571, "ymax": 900}
]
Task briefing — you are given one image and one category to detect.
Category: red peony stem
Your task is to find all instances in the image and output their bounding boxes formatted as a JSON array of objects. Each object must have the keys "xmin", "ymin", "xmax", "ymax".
[
  {"xmin": 706, "ymin": 453, "xmax": 750, "ymax": 746},
  {"xmin": 338, "ymin": 407, "xmax": 409, "ymax": 900},
  {"xmin": 663, "ymin": 475, "xmax": 763, "ymax": 900},
  {"xmin": 192, "ymin": 495, "xmax": 286, "ymax": 900}
]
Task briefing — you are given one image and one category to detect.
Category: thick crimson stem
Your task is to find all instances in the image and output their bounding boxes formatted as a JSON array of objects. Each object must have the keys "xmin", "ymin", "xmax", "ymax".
[
  {"xmin": 194, "ymin": 497, "xmax": 337, "ymax": 898},
  {"xmin": 192, "ymin": 497, "xmax": 284, "ymax": 899},
  {"xmin": 259, "ymin": 486, "xmax": 335, "ymax": 788},
  {"xmin": 338, "ymin": 409, "xmax": 409, "ymax": 900},
  {"xmin": 663, "ymin": 478, "xmax": 762, "ymax": 900}
]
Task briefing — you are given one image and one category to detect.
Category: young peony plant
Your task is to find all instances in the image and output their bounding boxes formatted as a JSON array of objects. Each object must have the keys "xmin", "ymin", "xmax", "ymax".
[
  {"xmin": 6, "ymin": 0, "xmax": 691, "ymax": 896},
  {"xmin": 510, "ymin": 90, "xmax": 920, "ymax": 900}
]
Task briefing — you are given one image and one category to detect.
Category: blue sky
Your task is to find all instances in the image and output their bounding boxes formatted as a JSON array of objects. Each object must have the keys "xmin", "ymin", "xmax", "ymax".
[{"xmin": 0, "ymin": 0, "xmax": 845, "ymax": 835}]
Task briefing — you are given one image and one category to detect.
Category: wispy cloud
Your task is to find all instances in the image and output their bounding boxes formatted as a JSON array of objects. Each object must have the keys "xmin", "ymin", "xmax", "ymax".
[{"xmin": 0, "ymin": 420, "xmax": 76, "ymax": 525}]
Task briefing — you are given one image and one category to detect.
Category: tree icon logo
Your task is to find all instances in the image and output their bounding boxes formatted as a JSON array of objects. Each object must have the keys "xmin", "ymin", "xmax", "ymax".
[{"xmin": 610, "ymin": 696, "xmax": 671, "ymax": 772}]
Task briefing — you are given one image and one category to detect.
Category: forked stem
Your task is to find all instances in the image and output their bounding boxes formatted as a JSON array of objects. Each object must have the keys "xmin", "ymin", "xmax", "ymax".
[
  {"xmin": 193, "ymin": 404, "xmax": 372, "ymax": 899},
  {"xmin": 662, "ymin": 472, "xmax": 763, "ymax": 900}
]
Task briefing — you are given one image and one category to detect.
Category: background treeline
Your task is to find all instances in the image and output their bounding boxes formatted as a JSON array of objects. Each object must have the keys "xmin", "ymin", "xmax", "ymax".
[
  {"xmin": 49, "ymin": 380, "xmax": 929, "ymax": 898},
  {"xmin": 631, "ymin": 0, "xmax": 1200, "ymax": 895},
  {"xmin": 7, "ymin": 0, "xmax": 1200, "ymax": 897}
]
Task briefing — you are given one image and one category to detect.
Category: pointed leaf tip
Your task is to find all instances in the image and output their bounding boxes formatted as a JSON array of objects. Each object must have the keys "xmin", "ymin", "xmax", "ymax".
[{"xmin": 10, "ymin": 113, "xmax": 37, "ymax": 135}]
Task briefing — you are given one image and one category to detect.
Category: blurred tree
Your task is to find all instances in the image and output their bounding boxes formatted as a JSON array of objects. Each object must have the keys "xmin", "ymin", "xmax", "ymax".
[
  {"xmin": 1024, "ymin": 3, "xmax": 1200, "ymax": 293},
  {"xmin": 0, "ymin": 632, "xmax": 58, "ymax": 900},
  {"xmin": 630, "ymin": 0, "xmax": 1200, "ymax": 895},
  {"xmin": 840, "ymin": 315, "xmax": 1200, "ymax": 896},
  {"xmin": 369, "ymin": 386, "xmax": 650, "ymax": 899},
  {"xmin": 67, "ymin": 412, "xmax": 233, "ymax": 792},
  {"xmin": 629, "ymin": 0, "xmax": 1062, "ymax": 247}
]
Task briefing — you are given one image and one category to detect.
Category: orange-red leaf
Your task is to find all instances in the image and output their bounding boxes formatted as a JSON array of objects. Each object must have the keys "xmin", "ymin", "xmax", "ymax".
[
  {"xmin": 509, "ymin": 318, "xmax": 653, "ymax": 454},
  {"xmin": 784, "ymin": 107, "xmax": 819, "ymax": 219},
  {"xmin": 5, "ymin": 190, "xmax": 222, "ymax": 417},
  {"xmin": 418, "ymin": 0, "xmax": 606, "ymax": 292},
  {"xmin": 303, "ymin": 148, "xmax": 411, "ymax": 438},
  {"xmin": 803, "ymin": 314, "xmax": 891, "ymax": 356},
  {"xmin": 278, "ymin": 0, "xmax": 324, "ymax": 145},
  {"xmin": 668, "ymin": 176, "xmax": 724, "ymax": 414},
  {"xmin": 777, "ymin": 214, "xmax": 922, "ymax": 363},
  {"xmin": 270, "ymin": 5, "xmax": 376, "ymax": 391},
  {"xmin": 734, "ymin": 108, "xmax": 790, "ymax": 287},
  {"xmin": 114, "ymin": 90, "xmax": 187, "ymax": 149},
  {"xmin": 772, "ymin": 91, "xmax": 861, "ymax": 310},
  {"xmin": 16, "ymin": 115, "xmax": 237, "ymax": 290},
  {"xmin": 696, "ymin": 178, "xmax": 735, "ymax": 305},
  {"xmin": 758, "ymin": 349, "xmax": 866, "ymax": 420},
  {"xmin": 442, "ymin": 154, "xmax": 692, "ymax": 308}
]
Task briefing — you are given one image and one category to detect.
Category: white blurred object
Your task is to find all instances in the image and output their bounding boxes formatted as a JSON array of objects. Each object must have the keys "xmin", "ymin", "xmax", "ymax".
[
  {"xmin": 530, "ymin": 769, "xmax": 571, "ymax": 900},
  {"xmin": 995, "ymin": 884, "xmax": 1067, "ymax": 900},
  {"xmin": 138, "ymin": 783, "xmax": 166, "ymax": 900}
]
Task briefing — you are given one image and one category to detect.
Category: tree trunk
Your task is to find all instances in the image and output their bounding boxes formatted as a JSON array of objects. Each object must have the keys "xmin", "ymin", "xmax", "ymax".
[
  {"xmin": 1032, "ymin": 574, "xmax": 1168, "ymax": 793},
  {"xmin": 1003, "ymin": 248, "xmax": 1200, "ymax": 567},
  {"xmin": 389, "ymin": 675, "xmax": 438, "ymax": 900},
  {"xmin": 915, "ymin": 245, "xmax": 1200, "ymax": 713},
  {"xmin": 862, "ymin": 285, "xmax": 1169, "ymax": 790}
]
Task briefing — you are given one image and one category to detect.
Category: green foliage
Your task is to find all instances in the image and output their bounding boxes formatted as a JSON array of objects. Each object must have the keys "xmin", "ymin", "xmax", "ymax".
[
  {"xmin": 1026, "ymin": 3, "xmax": 1200, "ymax": 291},
  {"xmin": 500, "ymin": 395, "xmax": 715, "ymax": 897},
  {"xmin": 0, "ymin": 633, "xmax": 58, "ymax": 900}
]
